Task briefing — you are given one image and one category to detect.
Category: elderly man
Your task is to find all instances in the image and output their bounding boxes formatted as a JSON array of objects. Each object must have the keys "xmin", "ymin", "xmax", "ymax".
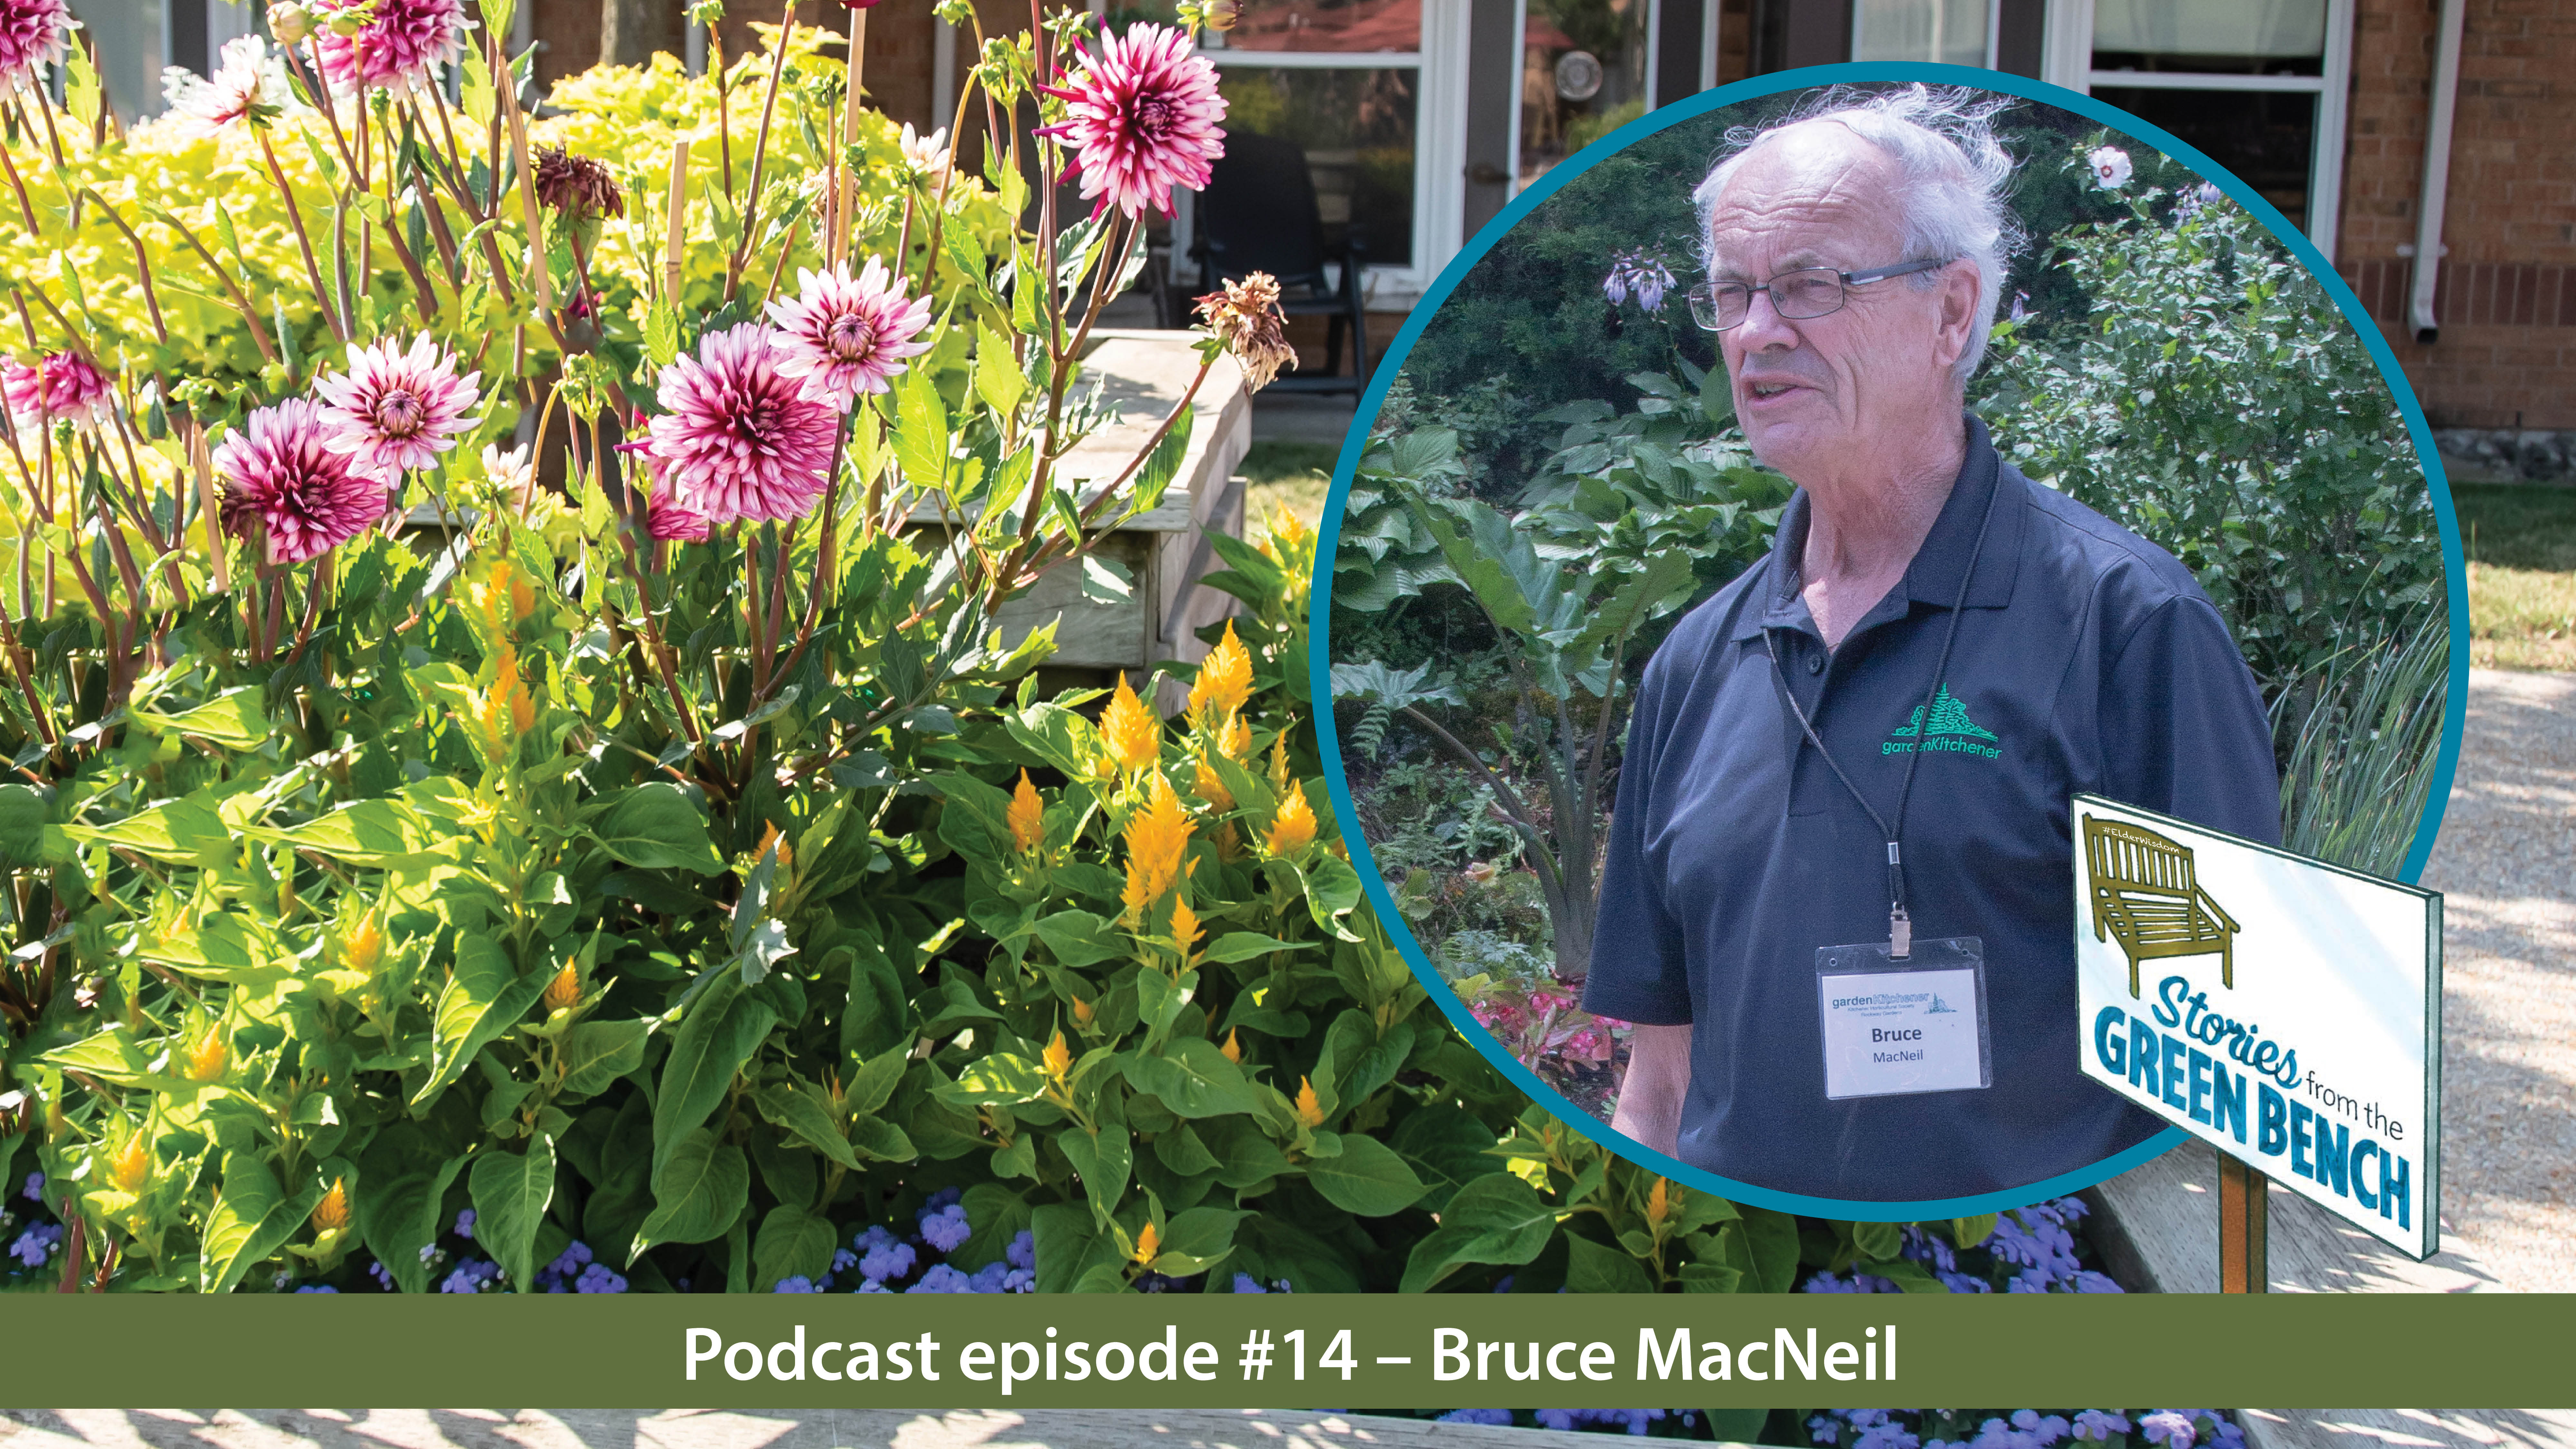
[{"xmin": 1582, "ymin": 88, "xmax": 2280, "ymax": 1202}]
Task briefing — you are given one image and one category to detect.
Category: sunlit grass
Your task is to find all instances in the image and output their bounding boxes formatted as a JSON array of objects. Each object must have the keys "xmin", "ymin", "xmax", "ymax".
[
  {"xmin": 2455, "ymin": 484, "xmax": 2576, "ymax": 672},
  {"xmin": 1240, "ymin": 439, "xmax": 1336, "ymax": 532}
]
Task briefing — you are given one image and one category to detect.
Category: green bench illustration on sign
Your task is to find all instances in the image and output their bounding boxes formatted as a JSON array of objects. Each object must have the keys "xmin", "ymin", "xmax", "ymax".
[{"xmin": 2082, "ymin": 813, "xmax": 2242, "ymax": 997}]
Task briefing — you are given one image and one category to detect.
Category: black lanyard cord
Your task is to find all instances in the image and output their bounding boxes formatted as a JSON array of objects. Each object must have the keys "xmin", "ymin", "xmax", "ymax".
[{"xmin": 1763, "ymin": 469, "xmax": 2004, "ymax": 958}]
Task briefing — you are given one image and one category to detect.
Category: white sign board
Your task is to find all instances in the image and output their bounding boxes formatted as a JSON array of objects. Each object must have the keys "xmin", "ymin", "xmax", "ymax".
[{"xmin": 2071, "ymin": 794, "xmax": 2441, "ymax": 1259}]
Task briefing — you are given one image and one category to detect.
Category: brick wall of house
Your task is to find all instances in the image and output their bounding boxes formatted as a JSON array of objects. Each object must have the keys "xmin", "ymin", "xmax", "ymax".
[{"xmin": 2337, "ymin": 0, "xmax": 2576, "ymax": 429}]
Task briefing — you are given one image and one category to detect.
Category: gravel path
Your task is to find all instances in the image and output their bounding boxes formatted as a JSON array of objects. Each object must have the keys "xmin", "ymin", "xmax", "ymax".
[{"xmin": 2418, "ymin": 667, "xmax": 2576, "ymax": 1293}]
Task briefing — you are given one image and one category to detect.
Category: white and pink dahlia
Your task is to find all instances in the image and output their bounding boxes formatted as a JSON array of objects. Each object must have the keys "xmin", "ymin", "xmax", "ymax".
[
  {"xmin": 313, "ymin": 334, "xmax": 481, "ymax": 479},
  {"xmin": 645, "ymin": 489, "xmax": 712, "ymax": 543},
  {"xmin": 213, "ymin": 398, "xmax": 392, "ymax": 564},
  {"xmin": 645, "ymin": 324, "xmax": 839, "ymax": 526},
  {"xmin": 306, "ymin": 0, "xmax": 464, "ymax": 96},
  {"xmin": 763, "ymin": 259, "xmax": 934, "ymax": 411},
  {"xmin": 2, "ymin": 351, "xmax": 114, "ymax": 433},
  {"xmin": 0, "ymin": 0, "xmax": 69, "ymax": 94},
  {"xmin": 161, "ymin": 34, "xmax": 287, "ymax": 137},
  {"xmin": 1035, "ymin": 23, "xmax": 1226, "ymax": 218}
]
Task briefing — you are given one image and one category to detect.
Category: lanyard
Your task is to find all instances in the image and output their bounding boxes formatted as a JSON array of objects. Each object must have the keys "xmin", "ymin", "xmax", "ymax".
[{"xmin": 1762, "ymin": 471, "xmax": 2003, "ymax": 959}]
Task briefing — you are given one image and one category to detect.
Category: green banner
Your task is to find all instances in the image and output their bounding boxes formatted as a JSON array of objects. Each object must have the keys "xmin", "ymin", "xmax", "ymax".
[{"xmin": 3, "ymin": 1296, "xmax": 2569, "ymax": 1407}]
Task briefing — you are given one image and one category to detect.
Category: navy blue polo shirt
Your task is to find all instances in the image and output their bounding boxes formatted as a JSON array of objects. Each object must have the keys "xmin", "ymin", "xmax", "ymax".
[{"xmin": 1582, "ymin": 413, "xmax": 2280, "ymax": 1202}]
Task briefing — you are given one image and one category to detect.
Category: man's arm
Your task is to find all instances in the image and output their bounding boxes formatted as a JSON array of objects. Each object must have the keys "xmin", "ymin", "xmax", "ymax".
[{"xmin": 1609, "ymin": 1023, "xmax": 1693, "ymax": 1157}]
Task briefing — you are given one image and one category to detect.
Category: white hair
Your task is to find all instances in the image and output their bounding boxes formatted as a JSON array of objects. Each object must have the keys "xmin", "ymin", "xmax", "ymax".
[{"xmin": 1692, "ymin": 84, "xmax": 2024, "ymax": 386}]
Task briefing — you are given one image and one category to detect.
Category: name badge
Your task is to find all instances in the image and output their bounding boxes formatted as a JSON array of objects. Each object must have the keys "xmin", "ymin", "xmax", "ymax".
[{"xmin": 1815, "ymin": 937, "xmax": 1993, "ymax": 1100}]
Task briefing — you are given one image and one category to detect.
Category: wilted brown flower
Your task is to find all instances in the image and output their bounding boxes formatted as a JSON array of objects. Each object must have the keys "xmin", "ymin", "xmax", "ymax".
[
  {"xmin": 1193, "ymin": 270, "xmax": 1295, "ymax": 392},
  {"xmin": 533, "ymin": 146, "xmax": 625, "ymax": 223}
]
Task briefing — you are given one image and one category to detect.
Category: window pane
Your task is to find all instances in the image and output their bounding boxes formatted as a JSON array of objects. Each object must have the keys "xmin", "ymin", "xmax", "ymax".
[
  {"xmin": 1214, "ymin": 65, "xmax": 1417, "ymax": 268},
  {"xmin": 1852, "ymin": 0, "xmax": 1990, "ymax": 68},
  {"xmin": 1519, "ymin": 0, "xmax": 1653, "ymax": 189},
  {"xmin": 2090, "ymin": 87, "xmax": 2317, "ymax": 232},
  {"xmin": 2093, "ymin": 0, "xmax": 2325, "ymax": 74},
  {"xmin": 1206, "ymin": 0, "xmax": 1422, "ymax": 53}
]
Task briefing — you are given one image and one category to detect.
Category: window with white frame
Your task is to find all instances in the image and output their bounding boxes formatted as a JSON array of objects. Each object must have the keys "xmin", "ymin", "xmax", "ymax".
[
  {"xmin": 2045, "ymin": 0, "xmax": 2352, "ymax": 258},
  {"xmin": 1510, "ymin": 0, "xmax": 1660, "ymax": 193},
  {"xmin": 1179, "ymin": 0, "xmax": 1467, "ymax": 303}
]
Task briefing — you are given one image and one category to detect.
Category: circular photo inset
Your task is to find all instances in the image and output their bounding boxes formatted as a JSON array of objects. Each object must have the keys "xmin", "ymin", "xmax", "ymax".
[{"xmin": 1317, "ymin": 71, "xmax": 2462, "ymax": 1215}]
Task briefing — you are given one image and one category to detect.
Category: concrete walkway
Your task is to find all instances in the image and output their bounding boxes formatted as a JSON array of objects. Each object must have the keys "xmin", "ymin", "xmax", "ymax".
[{"xmin": 2417, "ymin": 668, "xmax": 2576, "ymax": 1293}]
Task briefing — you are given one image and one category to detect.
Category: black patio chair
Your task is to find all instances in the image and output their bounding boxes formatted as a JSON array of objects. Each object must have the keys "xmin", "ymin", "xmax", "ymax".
[{"xmin": 1176, "ymin": 130, "xmax": 1371, "ymax": 395}]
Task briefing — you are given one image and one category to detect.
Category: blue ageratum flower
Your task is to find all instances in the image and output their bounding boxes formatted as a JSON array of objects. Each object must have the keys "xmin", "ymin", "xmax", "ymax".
[
  {"xmin": 919, "ymin": 1202, "xmax": 971, "ymax": 1254},
  {"xmin": 2071, "ymin": 1411, "xmax": 2130, "ymax": 1442}
]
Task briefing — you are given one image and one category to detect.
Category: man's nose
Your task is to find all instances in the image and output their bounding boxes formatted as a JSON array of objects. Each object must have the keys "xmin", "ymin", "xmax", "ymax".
[{"xmin": 1730, "ymin": 284, "xmax": 1800, "ymax": 353}]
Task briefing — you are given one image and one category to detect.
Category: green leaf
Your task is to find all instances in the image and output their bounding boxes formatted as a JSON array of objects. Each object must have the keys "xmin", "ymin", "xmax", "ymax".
[
  {"xmin": 1123, "ymin": 1037, "xmax": 1257, "ymax": 1119},
  {"xmin": 1951, "ymin": 1213, "xmax": 2000, "ymax": 1249},
  {"xmin": 1564, "ymin": 1231, "xmax": 1654, "ymax": 1293},
  {"xmin": 254, "ymin": 798, "xmax": 435, "ymax": 867},
  {"xmin": 652, "ymin": 976, "xmax": 778, "ymax": 1174},
  {"xmin": 631, "ymin": 1131, "xmax": 750, "ymax": 1260},
  {"xmin": 892, "ymin": 362, "xmax": 950, "ymax": 493},
  {"xmin": 753, "ymin": 1204, "xmax": 839, "ymax": 1289},
  {"xmin": 1304, "ymin": 1133, "xmax": 1429, "ymax": 1218},
  {"xmin": 1147, "ymin": 1204, "xmax": 1244, "ymax": 1276},
  {"xmin": 753, "ymin": 1083, "xmax": 861, "ymax": 1170},
  {"xmin": 1397, "ymin": 1172, "xmax": 1559, "ymax": 1293},
  {"xmin": 415, "ymin": 938, "xmax": 550, "ymax": 1109},
  {"xmin": 1852, "ymin": 1219, "xmax": 1903, "ymax": 1263},
  {"xmin": 560, "ymin": 1018, "xmax": 653, "ymax": 1096},
  {"xmin": 586, "ymin": 784, "xmax": 724, "ymax": 874},
  {"xmin": 63, "ymin": 791, "xmax": 228, "ymax": 865},
  {"xmin": 1031, "ymin": 910, "xmax": 1123, "ymax": 968},
  {"xmin": 1200, "ymin": 932, "xmax": 1313, "ymax": 964},
  {"xmin": 359, "ymin": 1171, "xmax": 436, "ymax": 1295},
  {"xmin": 1678, "ymin": 1260, "xmax": 1744, "ymax": 1293},
  {"xmin": 1739, "ymin": 1206, "xmax": 1804, "ymax": 1294},
  {"xmin": 469, "ymin": 1136, "xmax": 556, "ymax": 1294},
  {"xmin": 200, "ymin": 1155, "xmax": 318, "ymax": 1295},
  {"xmin": 131, "ymin": 688, "xmax": 272, "ymax": 749},
  {"xmin": 1126, "ymin": 403, "xmax": 1194, "ymax": 517},
  {"xmin": 935, "ymin": 1052, "xmax": 1047, "ymax": 1107},
  {"xmin": 0, "ymin": 784, "xmax": 46, "ymax": 868}
]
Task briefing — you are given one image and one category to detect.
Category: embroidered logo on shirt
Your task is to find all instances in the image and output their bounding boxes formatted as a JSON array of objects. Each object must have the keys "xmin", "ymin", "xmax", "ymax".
[{"xmin": 1882, "ymin": 687, "xmax": 2001, "ymax": 759}]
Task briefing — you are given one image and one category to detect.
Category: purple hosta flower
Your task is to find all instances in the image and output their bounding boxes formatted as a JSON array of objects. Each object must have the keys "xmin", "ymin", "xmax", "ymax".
[
  {"xmin": 1601, "ymin": 248, "xmax": 1678, "ymax": 313},
  {"xmin": 10, "ymin": 1221, "xmax": 62, "ymax": 1267},
  {"xmin": 907, "ymin": 1263, "xmax": 973, "ymax": 1294},
  {"xmin": 213, "ymin": 398, "xmax": 392, "ymax": 564},
  {"xmin": 765, "ymin": 260, "xmax": 934, "ymax": 411},
  {"xmin": 2009, "ymin": 290, "xmax": 2031, "ymax": 323},
  {"xmin": 306, "ymin": 0, "xmax": 465, "ymax": 97},
  {"xmin": 0, "ymin": 0, "xmax": 70, "ymax": 93},
  {"xmin": 1034, "ymin": 24, "xmax": 1227, "ymax": 218},
  {"xmin": 439, "ymin": 1257, "xmax": 502, "ymax": 1293},
  {"xmin": 646, "ymin": 324, "xmax": 838, "ymax": 525},
  {"xmin": 2071, "ymin": 1413, "xmax": 2130, "ymax": 1443},
  {"xmin": 773, "ymin": 1275, "xmax": 820, "ymax": 1293},
  {"xmin": 314, "ymin": 334, "xmax": 481, "ymax": 480},
  {"xmin": 367, "ymin": 1260, "xmax": 395, "ymax": 1291},
  {"xmin": 295, "ymin": 1284, "xmax": 340, "ymax": 1293},
  {"xmin": 452, "ymin": 1208, "xmax": 477, "ymax": 1240},
  {"xmin": 162, "ymin": 33, "xmax": 287, "ymax": 136},
  {"xmin": 574, "ymin": 1263, "xmax": 628, "ymax": 1293},
  {"xmin": 857, "ymin": 1226, "xmax": 917, "ymax": 1284},
  {"xmin": 3, "ymin": 351, "xmax": 114, "ymax": 433},
  {"xmin": 19, "ymin": 1172, "xmax": 39, "ymax": 1203},
  {"xmin": 1005, "ymin": 1229, "xmax": 1035, "ymax": 1272},
  {"xmin": 2140, "ymin": 1415, "xmax": 2196, "ymax": 1449},
  {"xmin": 1439, "ymin": 1411, "xmax": 1514, "ymax": 1428},
  {"xmin": 2087, "ymin": 145, "xmax": 2133, "ymax": 190},
  {"xmin": 918, "ymin": 1202, "xmax": 971, "ymax": 1254}
]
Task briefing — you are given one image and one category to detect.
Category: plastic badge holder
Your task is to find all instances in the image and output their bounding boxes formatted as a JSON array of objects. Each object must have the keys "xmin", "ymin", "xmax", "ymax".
[{"xmin": 1814, "ymin": 935, "xmax": 1994, "ymax": 1100}]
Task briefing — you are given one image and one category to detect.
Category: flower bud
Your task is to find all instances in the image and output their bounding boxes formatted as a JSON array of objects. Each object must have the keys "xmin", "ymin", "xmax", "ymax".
[
  {"xmin": 327, "ymin": 10, "xmax": 364, "ymax": 36},
  {"xmin": 268, "ymin": 2, "xmax": 312, "ymax": 43},
  {"xmin": 1132, "ymin": 1220, "xmax": 1159, "ymax": 1265},
  {"xmin": 312, "ymin": 1177, "xmax": 351, "ymax": 1232},
  {"xmin": 186, "ymin": 1028, "xmax": 230, "ymax": 1083},
  {"xmin": 543, "ymin": 962, "xmax": 581, "ymax": 1014},
  {"xmin": 112, "ymin": 1137, "xmax": 150, "ymax": 1194},
  {"xmin": 342, "ymin": 914, "xmax": 384, "ymax": 974}
]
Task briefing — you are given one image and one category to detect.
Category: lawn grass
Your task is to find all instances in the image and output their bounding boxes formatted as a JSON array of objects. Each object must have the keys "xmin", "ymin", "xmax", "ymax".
[
  {"xmin": 2454, "ymin": 483, "xmax": 2576, "ymax": 671},
  {"xmin": 1240, "ymin": 439, "xmax": 1336, "ymax": 532}
]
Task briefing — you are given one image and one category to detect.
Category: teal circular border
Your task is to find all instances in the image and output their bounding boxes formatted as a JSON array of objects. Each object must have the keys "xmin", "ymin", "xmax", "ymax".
[{"xmin": 1305, "ymin": 61, "xmax": 2471, "ymax": 1223}]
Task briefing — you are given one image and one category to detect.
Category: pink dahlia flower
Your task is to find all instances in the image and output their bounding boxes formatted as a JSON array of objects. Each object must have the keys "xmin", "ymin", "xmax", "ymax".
[
  {"xmin": 1035, "ymin": 23, "xmax": 1226, "ymax": 218},
  {"xmin": 307, "ymin": 0, "xmax": 463, "ymax": 96},
  {"xmin": 763, "ymin": 259, "xmax": 934, "ymax": 410},
  {"xmin": 161, "ymin": 33, "xmax": 287, "ymax": 136},
  {"xmin": 312, "ymin": 333, "xmax": 481, "ymax": 479},
  {"xmin": 645, "ymin": 324, "xmax": 838, "ymax": 525},
  {"xmin": 3, "ymin": 351, "xmax": 114, "ymax": 433},
  {"xmin": 214, "ymin": 398, "xmax": 392, "ymax": 564},
  {"xmin": 0, "ymin": 0, "xmax": 69, "ymax": 94},
  {"xmin": 645, "ymin": 489, "xmax": 712, "ymax": 543}
]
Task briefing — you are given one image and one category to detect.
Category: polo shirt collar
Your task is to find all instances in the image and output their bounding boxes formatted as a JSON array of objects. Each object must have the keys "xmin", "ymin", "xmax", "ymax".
[{"xmin": 1732, "ymin": 412, "xmax": 2023, "ymax": 642}]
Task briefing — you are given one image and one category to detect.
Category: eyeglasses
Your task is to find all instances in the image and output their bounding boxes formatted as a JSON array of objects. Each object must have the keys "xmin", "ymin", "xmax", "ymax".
[{"xmin": 1686, "ymin": 258, "xmax": 1956, "ymax": 331}]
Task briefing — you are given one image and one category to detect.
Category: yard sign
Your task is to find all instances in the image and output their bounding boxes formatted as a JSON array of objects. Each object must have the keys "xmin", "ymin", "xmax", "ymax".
[{"xmin": 2072, "ymin": 794, "xmax": 2442, "ymax": 1260}]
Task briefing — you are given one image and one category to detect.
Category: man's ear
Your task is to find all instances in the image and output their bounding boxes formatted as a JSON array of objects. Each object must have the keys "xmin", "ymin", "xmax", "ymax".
[{"xmin": 1930, "ymin": 260, "xmax": 1981, "ymax": 374}]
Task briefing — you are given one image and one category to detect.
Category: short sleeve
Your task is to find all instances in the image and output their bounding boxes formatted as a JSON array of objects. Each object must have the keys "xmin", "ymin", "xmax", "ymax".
[
  {"xmin": 1581, "ymin": 652, "xmax": 1696, "ymax": 1025},
  {"xmin": 2099, "ymin": 593, "xmax": 2282, "ymax": 845}
]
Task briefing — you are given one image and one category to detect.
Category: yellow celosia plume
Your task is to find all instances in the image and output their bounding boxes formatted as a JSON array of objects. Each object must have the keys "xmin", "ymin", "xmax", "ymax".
[
  {"xmin": 1294, "ymin": 1075, "xmax": 1326, "ymax": 1128},
  {"xmin": 1100, "ymin": 674, "xmax": 1161, "ymax": 776},
  {"xmin": 1189, "ymin": 620, "xmax": 1253, "ymax": 724},
  {"xmin": 1266, "ymin": 779, "xmax": 1317, "ymax": 857},
  {"xmin": 1009, "ymin": 769, "xmax": 1045, "ymax": 853},
  {"xmin": 1120, "ymin": 774, "xmax": 1194, "ymax": 923}
]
